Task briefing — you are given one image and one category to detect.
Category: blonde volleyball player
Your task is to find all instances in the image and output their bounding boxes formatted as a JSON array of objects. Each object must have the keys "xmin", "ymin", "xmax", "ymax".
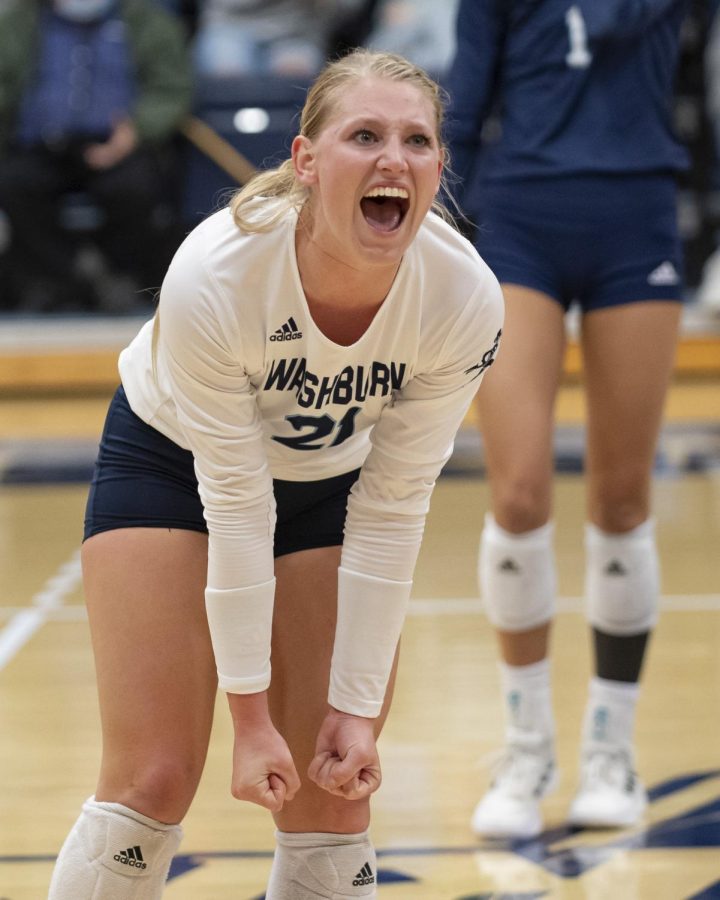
[{"xmin": 48, "ymin": 49, "xmax": 504, "ymax": 899}]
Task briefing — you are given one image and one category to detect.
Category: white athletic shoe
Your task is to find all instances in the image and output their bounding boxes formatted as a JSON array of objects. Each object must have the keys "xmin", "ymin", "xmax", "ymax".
[
  {"xmin": 471, "ymin": 738, "xmax": 558, "ymax": 840},
  {"xmin": 569, "ymin": 747, "xmax": 647, "ymax": 829}
]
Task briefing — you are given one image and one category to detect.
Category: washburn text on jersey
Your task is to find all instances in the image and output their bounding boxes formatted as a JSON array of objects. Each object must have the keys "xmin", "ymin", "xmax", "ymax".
[{"xmin": 264, "ymin": 357, "xmax": 407, "ymax": 409}]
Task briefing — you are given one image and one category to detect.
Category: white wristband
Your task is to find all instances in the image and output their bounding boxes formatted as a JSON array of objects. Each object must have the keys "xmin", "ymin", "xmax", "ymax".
[
  {"xmin": 329, "ymin": 567, "xmax": 412, "ymax": 718},
  {"xmin": 205, "ymin": 579, "xmax": 275, "ymax": 693}
]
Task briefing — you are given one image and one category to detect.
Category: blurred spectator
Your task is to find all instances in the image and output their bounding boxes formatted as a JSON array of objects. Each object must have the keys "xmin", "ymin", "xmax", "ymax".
[
  {"xmin": 326, "ymin": 0, "xmax": 378, "ymax": 57},
  {"xmin": 151, "ymin": 0, "xmax": 198, "ymax": 34},
  {"xmin": 0, "ymin": 0, "xmax": 192, "ymax": 313},
  {"xmin": 192, "ymin": 0, "xmax": 367, "ymax": 78},
  {"xmin": 365, "ymin": 0, "xmax": 459, "ymax": 75}
]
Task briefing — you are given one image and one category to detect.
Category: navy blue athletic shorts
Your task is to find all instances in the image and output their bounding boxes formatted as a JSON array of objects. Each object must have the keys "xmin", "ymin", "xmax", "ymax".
[
  {"xmin": 474, "ymin": 173, "xmax": 685, "ymax": 311},
  {"xmin": 84, "ymin": 386, "xmax": 360, "ymax": 558}
]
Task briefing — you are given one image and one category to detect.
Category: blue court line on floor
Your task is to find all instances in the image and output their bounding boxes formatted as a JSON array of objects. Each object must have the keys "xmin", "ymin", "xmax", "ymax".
[
  {"xmin": 5, "ymin": 770, "xmax": 720, "ymax": 886},
  {"xmin": 688, "ymin": 880, "xmax": 720, "ymax": 899}
]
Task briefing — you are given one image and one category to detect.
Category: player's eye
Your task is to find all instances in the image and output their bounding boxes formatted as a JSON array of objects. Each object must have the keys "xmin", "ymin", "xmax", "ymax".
[{"xmin": 353, "ymin": 129, "xmax": 377, "ymax": 145}]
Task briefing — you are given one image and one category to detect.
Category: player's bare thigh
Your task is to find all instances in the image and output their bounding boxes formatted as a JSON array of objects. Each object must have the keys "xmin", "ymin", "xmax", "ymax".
[
  {"xmin": 581, "ymin": 300, "xmax": 681, "ymax": 531},
  {"xmin": 83, "ymin": 527, "xmax": 216, "ymax": 823},
  {"xmin": 476, "ymin": 284, "xmax": 567, "ymax": 531}
]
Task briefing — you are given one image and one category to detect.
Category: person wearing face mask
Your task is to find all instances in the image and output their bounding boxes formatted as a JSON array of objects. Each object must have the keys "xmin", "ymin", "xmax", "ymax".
[
  {"xmin": 0, "ymin": 0, "xmax": 191, "ymax": 312},
  {"xmin": 191, "ymin": 0, "xmax": 368, "ymax": 79},
  {"xmin": 365, "ymin": 0, "xmax": 460, "ymax": 76}
]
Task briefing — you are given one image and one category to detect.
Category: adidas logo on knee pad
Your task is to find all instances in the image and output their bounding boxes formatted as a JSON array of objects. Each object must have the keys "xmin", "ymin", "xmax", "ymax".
[
  {"xmin": 113, "ymin": 845, "xmax": 147, "ymax": 869},
  {"xmin": 352, "ymin": 861, "xmax": 375, "ymax": 886}
]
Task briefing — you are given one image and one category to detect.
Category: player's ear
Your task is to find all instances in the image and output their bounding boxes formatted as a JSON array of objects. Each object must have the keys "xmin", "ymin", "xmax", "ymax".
[{"xmin": 292, "ymin": 135, "xmax": 318, "ymax": 186}]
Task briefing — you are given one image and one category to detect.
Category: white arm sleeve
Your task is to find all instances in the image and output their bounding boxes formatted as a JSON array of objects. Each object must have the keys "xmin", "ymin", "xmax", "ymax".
[
  {"xmin": 206, "ymin": 579, "xmax": 276, "ymax": 693},
  {"xmin": 157, "ymin": 242, "xmax": 276, "ymax": 693},
  {"xmin": 331, "ymin": 273, "xmax": 504, "ymax": 715},
  {"xmin": 329, "ymin": 567, "xmax": 412, "ymax": 717}
]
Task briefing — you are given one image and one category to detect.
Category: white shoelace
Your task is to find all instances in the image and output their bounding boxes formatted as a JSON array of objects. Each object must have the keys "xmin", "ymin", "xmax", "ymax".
[
  {"xmin": 490, "ymin": 742, "xmax": 555, "ymax": 799},
  {"xmin": 580, "ymin": 748, "xmax": 637, "ymax": 793}
]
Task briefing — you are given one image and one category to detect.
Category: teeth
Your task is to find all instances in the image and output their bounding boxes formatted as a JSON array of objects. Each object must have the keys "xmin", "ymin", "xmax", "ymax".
[{"xmin": 363, "ymin": 186, "xmax": 409, "ymax": 199}]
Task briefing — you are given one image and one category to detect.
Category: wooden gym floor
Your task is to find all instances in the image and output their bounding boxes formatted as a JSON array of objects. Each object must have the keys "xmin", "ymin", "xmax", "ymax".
[{"xmin": 0, "ymin": 314, "xmax": 719, "ymax": 899}]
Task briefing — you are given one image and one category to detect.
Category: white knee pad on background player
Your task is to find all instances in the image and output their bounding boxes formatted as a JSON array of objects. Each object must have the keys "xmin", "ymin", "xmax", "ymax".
[
  {"xmin": 265, "ymin": 830, "xmax": 377, "ymax": 899},
  {"xmin": 479, "ymin": 514, "xmax": 556, "ymax": 631},
  {"xmin": 48, "ymin": 796, "xmax": 182, "ymax": 899},
  {"xmin": 585, "ymin": 519, "xmax": 659, "ymax": 635}
]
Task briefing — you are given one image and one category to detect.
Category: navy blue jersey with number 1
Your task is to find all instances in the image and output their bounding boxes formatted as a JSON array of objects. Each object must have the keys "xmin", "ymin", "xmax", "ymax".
[{"xmin": 445, "ymin": 0, "xmax": 690, "ymax": 212}]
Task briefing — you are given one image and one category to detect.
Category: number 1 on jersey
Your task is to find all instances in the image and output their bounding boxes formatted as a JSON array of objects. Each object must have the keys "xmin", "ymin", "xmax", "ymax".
[{"xmin": 565, "ymin": 5, "xmax": 592, "ymax": 69}]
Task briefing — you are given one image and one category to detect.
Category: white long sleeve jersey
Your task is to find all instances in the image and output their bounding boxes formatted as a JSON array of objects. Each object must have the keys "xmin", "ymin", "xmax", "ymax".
[{"xmin": 119, "ymin": 206, "xmax": 503, "ymax": 702}]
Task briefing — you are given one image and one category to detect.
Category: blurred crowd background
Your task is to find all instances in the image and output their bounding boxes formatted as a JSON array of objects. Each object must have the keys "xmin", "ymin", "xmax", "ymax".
[{"xmin": 1, "ymin": 0, "xmax": 720, "ymax": 319}]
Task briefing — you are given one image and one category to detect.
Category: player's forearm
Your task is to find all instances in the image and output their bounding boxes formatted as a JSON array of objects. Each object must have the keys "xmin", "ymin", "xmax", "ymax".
[{"xmin": 227, "ymin": 688, "xmax": 272, "ymax": 726}]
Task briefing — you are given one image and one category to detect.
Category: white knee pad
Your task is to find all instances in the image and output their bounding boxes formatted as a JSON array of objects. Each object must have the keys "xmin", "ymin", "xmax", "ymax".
[
  {"xmin": 48, "ymin": 796, "xmax": 183, "ymax": 899},
  {"xmin": 479, "ymin": 514, "xmax": 556, "ymax": 631},
  {"xmin": 266, "ymin": 830, "xmax": 377, "ymax": 899},
  {"xmin": 585, "ymin": 519, "xmax": 659, "ymax": 635}
]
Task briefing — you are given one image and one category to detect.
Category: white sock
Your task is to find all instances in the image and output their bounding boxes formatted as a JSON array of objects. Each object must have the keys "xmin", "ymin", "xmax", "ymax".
[
  {"xmin": 499, "ymin": 658, "xmax": 555, "ymax": 748},
  {"xmin": 48, "ymin": 796, "xmax": 183, "ymax": 899},
  {"xmin": 581, "ymin": 676, "xmax": 640, "ymax": 755},
  {"xmin": 265, "ymin": 830, "xmax": 377, "ymax": 899}
]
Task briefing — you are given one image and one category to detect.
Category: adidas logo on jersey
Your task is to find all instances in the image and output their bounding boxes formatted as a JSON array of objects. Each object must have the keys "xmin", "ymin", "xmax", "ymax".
[
  {"xmin": 499, "ymin": 557, "xmax": 521, "ymax": 574},
  {"xmin": 114, "ymin": 846, "xmax": 147, "ymax": 869},
  {"xmin": 647, "ymin": 261, "xmax": 679, "ymax": 286},
  {"xmin": 605, "ymin": 559, "xmax": 627, "ymax": 576},
  {"xmin": 270, "ymin": 317, "xmax": 303, "ymax": 341},
  {"xmin": 352, "ymin": 862, "xmax": 375, "ymax": 886}
]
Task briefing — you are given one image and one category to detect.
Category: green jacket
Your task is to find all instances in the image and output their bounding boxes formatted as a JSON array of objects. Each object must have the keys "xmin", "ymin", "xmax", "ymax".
[{"xmin": 0, "ymin": 0, "xmax": 193, "ymax": 153}]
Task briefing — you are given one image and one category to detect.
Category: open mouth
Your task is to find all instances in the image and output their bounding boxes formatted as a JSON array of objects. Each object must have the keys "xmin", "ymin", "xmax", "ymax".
[{"xmin": 360, "ymin": 186, "xmax": 410, "ymax": 233}]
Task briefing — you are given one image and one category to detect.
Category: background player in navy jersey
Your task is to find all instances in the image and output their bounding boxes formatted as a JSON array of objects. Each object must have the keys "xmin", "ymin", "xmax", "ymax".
[
  {"xmin": 445, "ymin": 0, "xmax": 689, "ymax": 838},
  {"xmin": 46, "ymin": 49, "xmax": 503, "ymax": 898}
]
